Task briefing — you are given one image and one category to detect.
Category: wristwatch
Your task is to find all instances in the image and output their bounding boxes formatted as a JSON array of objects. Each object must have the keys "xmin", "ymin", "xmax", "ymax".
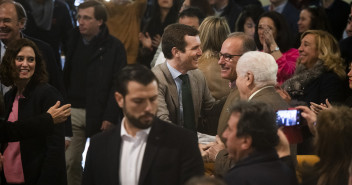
[{"xmin": 270, "ymin": 46, "xmax": 280, "ymax": 53}]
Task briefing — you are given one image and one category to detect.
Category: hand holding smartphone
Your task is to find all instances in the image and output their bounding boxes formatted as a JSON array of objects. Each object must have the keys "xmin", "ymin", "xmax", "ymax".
[{"xmin": 276, "ymin": 109, "xmax": 302, "ymax": 127}]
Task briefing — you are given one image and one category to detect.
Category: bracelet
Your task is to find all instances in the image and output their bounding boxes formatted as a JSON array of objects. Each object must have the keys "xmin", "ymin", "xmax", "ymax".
[{"xmin": 270, "ymin": 46, "xmax": 280, "ymax": 53}]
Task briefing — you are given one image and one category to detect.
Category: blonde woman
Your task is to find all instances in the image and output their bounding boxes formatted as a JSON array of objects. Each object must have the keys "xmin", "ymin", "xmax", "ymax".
[
  {"xmin": 282, "ymin": 30, "xmax": 346, "ymax": 105},
  {"xmin": 282, "ymin": 30, "xmax": 347, "ymax": 154},
  {"xmin": 198, "ymin": 16, "xmax": 231, "ymax": 100}
]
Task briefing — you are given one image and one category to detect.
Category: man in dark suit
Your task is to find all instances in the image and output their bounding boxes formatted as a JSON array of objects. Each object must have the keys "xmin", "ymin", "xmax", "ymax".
[
  {"xmin": 82, "ymin": 65, "xmax": 204, "ymax": 185},
  {"xmin": 208, "ymin": 0, "xmax": 242, "ymax": 32},
  {"xmin": 63, "ymin": 2, "xmax": 126, "ymax": 185},
  {"xmin": 222, "ymin": 101, "xmax": 297, "ymax": 185}
]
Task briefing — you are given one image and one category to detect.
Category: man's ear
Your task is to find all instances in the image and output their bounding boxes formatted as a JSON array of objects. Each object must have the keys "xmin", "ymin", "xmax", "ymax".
[
  {"xmin": 240, "ymin": 135, "xmax": 252, "ymax": 150},
  {"xmin": 246, "ymin": 71, "xmax": 254, "ymax": 87},
  {"xmin": 98, "ymin": 19, "xmax": 103, "ymax": 27},
  {"xmin": 114, "ymin": 92, "xmax": 124, "ymax": 108},
  {"xmin": 171, "ymin": 47, "xmax": 179, "ymax": 58},
  {"xmin": 18, "ymin": 18, "xmax": 26, "ymax": 30}
]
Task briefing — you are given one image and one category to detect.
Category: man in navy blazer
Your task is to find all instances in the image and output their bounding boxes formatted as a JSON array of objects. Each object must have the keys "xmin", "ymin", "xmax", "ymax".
[{"xmin": 82, "ymin": 65, "xmax": 204, "ymax": 185}]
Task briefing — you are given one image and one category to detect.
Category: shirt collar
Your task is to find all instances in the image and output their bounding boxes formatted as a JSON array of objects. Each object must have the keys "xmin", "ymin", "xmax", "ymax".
[
  {"xmin": 0, "ymin": 41, "xmax": 5, "ymax": 61},
  {"xmin": 270, "ymin": 0, "xmax": 287, "ymax": 13},
  {"xmin": 229, "ymin": 80, "xmax": 237, "ymax": 89},
  {"xmin": 248, "ymin": 85, "xmax": 274, "ymax": 101},
  {"xmin": 213, "ymin": 7, "xmax": 225, "ymax": 16},
  {"xmin": 166, "ymin": 61, "xmax": 183, "ymax": 80},
  {"xmin": 120, "ymin": 117, "xmax": 151, "ymax": 138}
]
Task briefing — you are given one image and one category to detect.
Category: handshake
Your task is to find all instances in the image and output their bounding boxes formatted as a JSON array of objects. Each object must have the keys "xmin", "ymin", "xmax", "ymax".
[{"xmin": 199, "ymin": 135, "xmax": 225, "ymax": 163}]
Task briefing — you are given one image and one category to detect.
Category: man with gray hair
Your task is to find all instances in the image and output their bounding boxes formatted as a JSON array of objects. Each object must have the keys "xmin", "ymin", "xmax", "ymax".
[
  {"xmin": 235, "ymin": 51, "xmax": 287, "ymax": 106},
  {"xmin": 234, "ymin": 51, "xmax": 296, "ymax": 169},
  {"xmin": 207, "ymin": 50, "xmax": 292, "ymax": 177}
]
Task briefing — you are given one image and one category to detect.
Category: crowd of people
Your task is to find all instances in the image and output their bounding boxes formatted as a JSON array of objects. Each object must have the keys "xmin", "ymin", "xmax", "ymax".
[{"xmin": 0, "ymin": 0, "xmax": 352, "ymax": 185}]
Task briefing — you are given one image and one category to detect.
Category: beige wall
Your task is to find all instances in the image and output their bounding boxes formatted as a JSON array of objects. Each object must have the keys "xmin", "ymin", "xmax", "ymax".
[{"xmin": 260, "ymin": 0, "xmax": 352, "ymax": 6}]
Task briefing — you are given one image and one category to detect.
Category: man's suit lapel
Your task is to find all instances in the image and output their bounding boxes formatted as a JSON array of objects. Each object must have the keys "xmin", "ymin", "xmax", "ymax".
[
  {"xmin": 138, "ymin": 120, "xmax": 163, "ymax": 185},
  {"xmin": 107, "ymin": 124, "xmax": 122, "ymax": 185},
  {"xmin": 160, "ymin": 63, "xmax": 179, "ymax": 108}
]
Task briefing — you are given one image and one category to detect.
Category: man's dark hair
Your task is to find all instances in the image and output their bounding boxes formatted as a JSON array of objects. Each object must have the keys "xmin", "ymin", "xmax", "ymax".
[
  {"xmin": 114, "ymin": 64, "xmax": 157, "ymax": 96},
  {"xmin": 78, "ymin": 0, "xmax": 107, "ymax": 23},
  {"xmin": 162, "ymin": 23, "xmax": 199, "ymax": 59},
  {"xmin": 178, "ymin": 7, "xmax": 205, "ymax": 25},
  {"xmin": 229, "ymin": 101, "xmax": 279, "ymax": 151},
  {"xmin": 0, "ymin": 1, "xmax": 27, "ymax": 24}
]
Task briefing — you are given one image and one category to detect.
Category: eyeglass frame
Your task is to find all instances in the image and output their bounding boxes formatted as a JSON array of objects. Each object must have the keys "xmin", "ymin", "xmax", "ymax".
[{"xmin": 218, "ymin": 52, "xmax": 242, "ymax": 61}]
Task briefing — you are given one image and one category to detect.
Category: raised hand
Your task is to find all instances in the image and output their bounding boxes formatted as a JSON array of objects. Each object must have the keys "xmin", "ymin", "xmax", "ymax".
[
  {"xmin": 139, "ymin": 32, "xmax": 153, "ymax": 51},
  {"xmin": 47, "ymin": 101, "xmax": 71, "ymax": 124}
]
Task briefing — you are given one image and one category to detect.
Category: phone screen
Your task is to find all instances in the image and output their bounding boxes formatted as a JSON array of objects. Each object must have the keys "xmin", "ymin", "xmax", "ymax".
[{"xmin": 276, "ymin": 110, "xmax": 301, "ymax": 126}]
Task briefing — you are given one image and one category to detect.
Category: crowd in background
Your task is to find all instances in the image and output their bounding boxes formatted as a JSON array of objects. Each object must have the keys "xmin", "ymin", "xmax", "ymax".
[{"xmin": 0, "ymin": 0, "xmax": 351, "ymax": 185}]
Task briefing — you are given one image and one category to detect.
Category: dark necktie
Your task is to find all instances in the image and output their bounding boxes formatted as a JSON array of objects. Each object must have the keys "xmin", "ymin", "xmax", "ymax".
[{"xmin": 179, "ymin": 74, "xmax": 196, "ymax": 132}]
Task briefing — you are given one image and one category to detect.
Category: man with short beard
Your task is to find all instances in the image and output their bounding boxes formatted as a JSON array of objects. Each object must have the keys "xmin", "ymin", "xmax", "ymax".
[{"xmin": 82, "ymin": 64, "xmax": 204, "ymax": 185}]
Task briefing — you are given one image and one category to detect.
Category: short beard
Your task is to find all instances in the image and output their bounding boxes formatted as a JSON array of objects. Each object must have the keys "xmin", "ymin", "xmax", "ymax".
[{"xmin": 124, "ymin": 105, "xmax": 154, "ymax": 129}]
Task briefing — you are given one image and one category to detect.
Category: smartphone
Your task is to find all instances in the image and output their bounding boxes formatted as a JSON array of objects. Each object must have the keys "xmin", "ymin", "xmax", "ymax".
[{"xmin": 276, "ymin": 110, "xmax": 301, "ymax": 127}]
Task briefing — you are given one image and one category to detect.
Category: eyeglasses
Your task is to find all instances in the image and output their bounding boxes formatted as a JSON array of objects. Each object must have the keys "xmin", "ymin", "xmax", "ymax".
[
  {"xmin": 348, "ymin": 15, "xmax": 352, "ymax": 23},
  {"xmin": 218, "ymin": 52, "xmax": 242, "ymax": 61},
  {"xmin": 0, "ymin": 18, "xmax": 14, "ymax": 25}
]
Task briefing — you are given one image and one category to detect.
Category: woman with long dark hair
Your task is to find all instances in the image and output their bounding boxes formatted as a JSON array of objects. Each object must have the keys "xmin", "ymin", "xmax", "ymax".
[
  {"xmin": 254, "ymin": 11, "xmax": 299, "ymax": 85},
  {"xmin": 0, "ymin": 38, "xmax": 66, "ymax": 185}
]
